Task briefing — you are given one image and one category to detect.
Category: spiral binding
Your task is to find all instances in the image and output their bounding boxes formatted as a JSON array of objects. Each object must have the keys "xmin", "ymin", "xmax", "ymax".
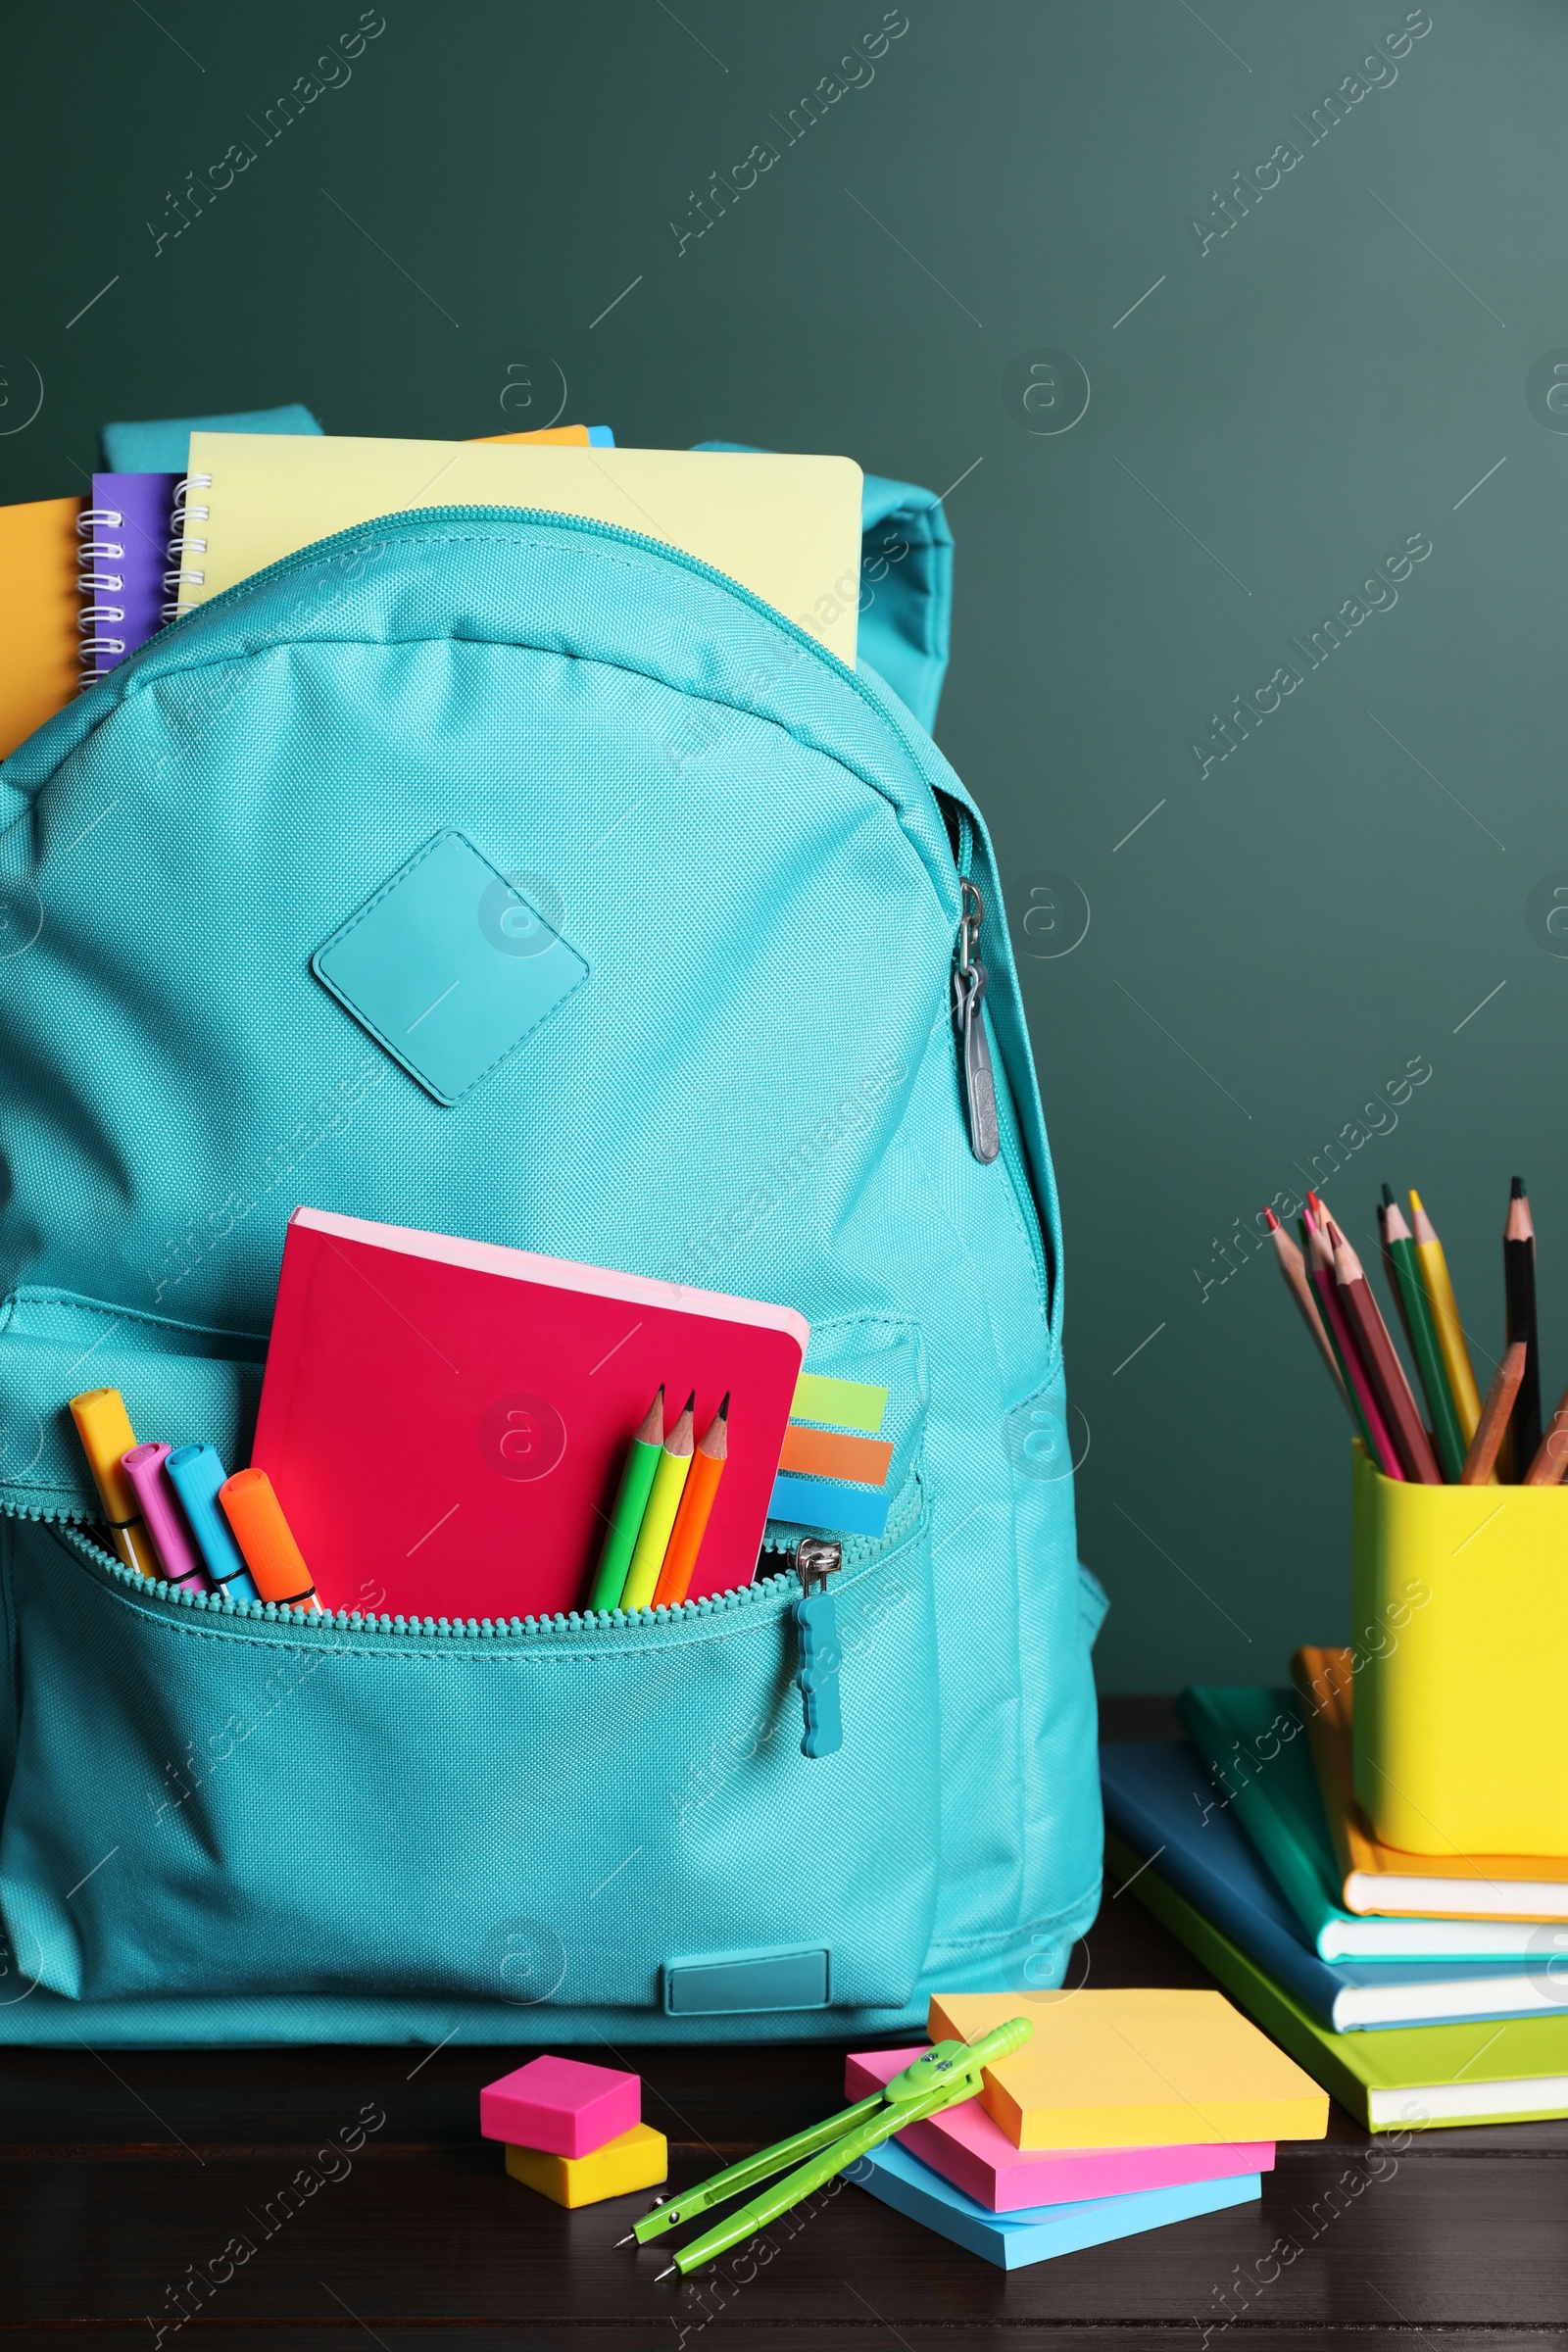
[
  {"xmin": 76, "ymin": 505, "xmax": 126, "ymax": 689},
  {"xmin": 163, "ymin": 472, "xmax": 211, "ymax": 619}
]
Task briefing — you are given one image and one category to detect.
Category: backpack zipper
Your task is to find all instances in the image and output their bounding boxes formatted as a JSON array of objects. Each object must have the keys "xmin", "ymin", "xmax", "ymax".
[
  {"xmin": 937, "ymin": 796, "xmax": 1051, "ymax": 1313},
  {"xmin": 23, "ymin": 1480, "xmax": 921, "ymax": 1649}
]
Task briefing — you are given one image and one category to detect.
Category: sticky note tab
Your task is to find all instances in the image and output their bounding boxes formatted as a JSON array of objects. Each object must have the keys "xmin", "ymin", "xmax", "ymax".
[
  {"xmin": 770, "ymin": 1471, "xmax": 891, "ymax": 1539},
  {"xmin": 791, "ymin": 1372, "xmax": 888, "ymax": 1434},
  {"xmin": 779, "ymin": 1426, "xmax": 893, "ymax": 1486}
]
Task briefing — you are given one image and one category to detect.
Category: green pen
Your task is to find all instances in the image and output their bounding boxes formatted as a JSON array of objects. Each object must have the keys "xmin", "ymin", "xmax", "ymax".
[
  {"xmin": 625, "ymin": 2015, "xmax": 1033, "ymax": 2278},
  {"xmin": 586, "ymin": 1386, "xmax": 663, "ymax": 1611},
  {"xmin": 1381, "ymin": 1188, "xmax": 1466, "ymax": 1481}
]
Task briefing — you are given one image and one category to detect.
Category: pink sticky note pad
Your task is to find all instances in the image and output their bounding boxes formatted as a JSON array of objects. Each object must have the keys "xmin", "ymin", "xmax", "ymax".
[
  {"xmin": 480, "ymin": 2055, "xmax": 641, "ymax": 2158},
  {"xmin": 846, "ymin": 2049, "xmax": 1275, "ymax": 2213}
]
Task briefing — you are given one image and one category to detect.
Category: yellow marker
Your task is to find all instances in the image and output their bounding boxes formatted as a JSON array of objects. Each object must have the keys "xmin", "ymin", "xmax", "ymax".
[
  {"xmin": 69, "ymin": 1388, "xmax": 160, "ymax": 1578},
  {"xmin": 505, "ymin": 2122, "xmax": 667, "ymax": 2209},
  {"xmin": 618, "ymin": 1390, "xmax": 695, "ymax": 1610},
  {"xmin": 1408, "ymin": 1190, "xmax": 1484, "ymax": 1444}
]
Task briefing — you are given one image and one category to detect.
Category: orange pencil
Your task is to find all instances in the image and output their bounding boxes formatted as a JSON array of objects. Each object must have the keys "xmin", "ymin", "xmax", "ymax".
[
  {"xmin": 1461, "ymin": 1344, "xmax": 1527, "ymax": 1486},
  {"xmin": 652, "ymin": 1395, "xmax": 729, "ymax": 1608}
]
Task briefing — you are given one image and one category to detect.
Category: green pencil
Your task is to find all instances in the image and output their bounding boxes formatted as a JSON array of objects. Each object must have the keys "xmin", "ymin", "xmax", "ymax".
[
  {"xmin": 1381, "ymin": 1189, "xmax": 1465, "ymax": 1482},
  {"xmin": 586, "ymin": 1386, "xmax": 664, "ymax": 1611}
]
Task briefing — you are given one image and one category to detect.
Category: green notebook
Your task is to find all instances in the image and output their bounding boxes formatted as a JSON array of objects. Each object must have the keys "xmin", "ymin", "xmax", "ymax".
[
  {"xmin": 1175, "ymin": 1686, "xmax": 1556, "ymax": 1962},
  {"xmin": 1106, "ymin": 1833, "xmax": 1568, "ymax": 2131}
]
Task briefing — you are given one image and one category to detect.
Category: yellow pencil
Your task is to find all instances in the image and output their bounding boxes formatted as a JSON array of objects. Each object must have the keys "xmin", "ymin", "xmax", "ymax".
[
  {"xmin": 1408, "ymin": 1190, "xmax": 1484, "ymax": 1445},
  {"xmin": 618, "ymin": 1391, "xmax": 695, "ymax": 1610}
]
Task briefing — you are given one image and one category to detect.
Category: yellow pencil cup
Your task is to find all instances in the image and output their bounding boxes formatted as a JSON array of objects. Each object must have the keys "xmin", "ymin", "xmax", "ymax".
[{"xmin": 1350, "ymin": 1442, "xmax": 1568, "ymax": 1855}]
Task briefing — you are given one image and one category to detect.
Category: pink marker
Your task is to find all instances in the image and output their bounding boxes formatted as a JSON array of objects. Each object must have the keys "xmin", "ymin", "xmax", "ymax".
[{"xmin": 122, "ymin": 1443, "xmax": 209, "ymax": 1590}]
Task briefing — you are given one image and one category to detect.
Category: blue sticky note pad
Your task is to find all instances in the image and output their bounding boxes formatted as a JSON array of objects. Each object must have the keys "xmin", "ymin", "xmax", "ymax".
[
  {"xmin": 849, "ymin": 2140, "xmax": 1260, "ymax": 2271},
  {"xmin": 313, "ymin": 831, "xmax": 588, "ymax": 1105}
]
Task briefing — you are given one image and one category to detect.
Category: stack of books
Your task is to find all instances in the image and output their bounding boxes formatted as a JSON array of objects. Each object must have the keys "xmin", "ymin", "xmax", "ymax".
[
  {"xmin": 1102, "ymin": 1646, "xmax": 1568, "ymax": 2131},
  {"xmin": 845, "ymin": 1986, "xmax": 1327, "ymax": 2269}
]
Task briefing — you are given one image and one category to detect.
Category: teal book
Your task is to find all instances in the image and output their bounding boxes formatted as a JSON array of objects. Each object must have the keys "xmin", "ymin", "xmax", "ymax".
[
  {"xmin": 847, "ymin": 2138, "xmax": 1260, "ymax": 2269},
  {"xmin": 1107, "ymin": 1833, "xmax": 1568, "ymax": 2132},
  {"xmin": 1176, "ymin": 1686, "xmax": 1554, "ymax": 1961}
]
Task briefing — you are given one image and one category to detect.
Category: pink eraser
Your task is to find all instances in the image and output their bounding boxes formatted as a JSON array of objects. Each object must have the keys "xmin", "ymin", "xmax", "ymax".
[{"xmin": 479, "ymin": 2055, "xmax": 641, "ymax": 2157}]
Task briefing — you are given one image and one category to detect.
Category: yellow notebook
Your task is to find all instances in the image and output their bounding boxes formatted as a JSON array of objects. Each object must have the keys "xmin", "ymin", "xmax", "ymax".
[
  {"xmin": 0, "ymin": 494, "xmax": 81, "ymax": 759},
  {"xmin": 927, "ymin": 1988, "xmax": 1328, "ymax": 2150},
  {"xmin": 1293, "ymin": 1645, "xmax": 1568, "ymax": 1921},
  {"xmin": 177, "ymin": 435, "xmax": 863, "ymax": 663}
]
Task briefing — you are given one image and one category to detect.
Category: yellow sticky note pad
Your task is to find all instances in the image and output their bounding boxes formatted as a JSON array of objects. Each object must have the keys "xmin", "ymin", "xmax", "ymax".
[
  {"xmin": 928, "ymin": 1988, "xmax": 1328, "ymax": 2150},
  {"xmin": 504, "ymin": 2121, "xmax": 667, "ymax": 2208}
]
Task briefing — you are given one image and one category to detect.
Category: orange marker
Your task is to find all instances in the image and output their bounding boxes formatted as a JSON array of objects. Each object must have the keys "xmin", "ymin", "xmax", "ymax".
[
  {"xmin": 218, "ymin": 1467, "xmax": 320, "ymax": 1612},
  {"xmin": 652, "ymin": 1395, "xmax": 729, "ymax": 1608}
]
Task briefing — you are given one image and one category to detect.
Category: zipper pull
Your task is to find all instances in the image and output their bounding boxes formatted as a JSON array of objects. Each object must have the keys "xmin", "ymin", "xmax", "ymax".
[
  {"xmin": 794, "ymin": 1538, "xmax": 843, "ymax": 1759},
  {"xmin": 953, "ymin": 879, "xmax": 1000, "ymax": 1164}
]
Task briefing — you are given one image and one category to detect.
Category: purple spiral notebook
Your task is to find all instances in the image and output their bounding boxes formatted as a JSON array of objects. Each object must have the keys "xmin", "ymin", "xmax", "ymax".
[{"xmin": 78, "ymin": 471, "xmax": 180, "ymax": 679}]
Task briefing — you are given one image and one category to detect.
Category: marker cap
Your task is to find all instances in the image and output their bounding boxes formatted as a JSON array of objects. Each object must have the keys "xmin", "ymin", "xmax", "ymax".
[
  {"xmin": 219, "ymin": 1467, "xmax": 318, "ymax": 1610},
  {"xmin": 165, "ymin": 1442, "xmax": 255, "ymax": 1594},
  {"xmin": 69, "ymin": 1388, "xmax": 140, "ymax": 1525},
  {"xmin": 122, "ymin": 1442, "xmax": 206, "ymax": 1589}
]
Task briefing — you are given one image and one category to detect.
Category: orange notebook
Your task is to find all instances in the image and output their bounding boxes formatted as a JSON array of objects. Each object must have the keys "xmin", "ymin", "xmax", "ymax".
[
  {"xmin": 0, "ymin": 494, "xmax": 80, "ymax": 758},
  {"xmin": 1293, "ymin": 1646, "xmax": 1568, "ymax": 1920},
  {"xmin": 251, "ymin": 1207, "xmax": 808, "ymax": 1620}
]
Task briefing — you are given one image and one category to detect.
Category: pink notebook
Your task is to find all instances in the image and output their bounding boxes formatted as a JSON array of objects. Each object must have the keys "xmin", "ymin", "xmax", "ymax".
[
  {"xmin": 251, "ymin": 1207, "xmax": 808, "ymax": 1619},
  {"xmin": 845, "ymin": 2049, "xmax": 1274, "ymax": 2213}
]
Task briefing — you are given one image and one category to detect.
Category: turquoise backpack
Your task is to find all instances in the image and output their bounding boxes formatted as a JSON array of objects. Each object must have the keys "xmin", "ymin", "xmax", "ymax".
[{"xmin": 0, "ymin": 473, "xmax": 1103, "ymax": 2045}]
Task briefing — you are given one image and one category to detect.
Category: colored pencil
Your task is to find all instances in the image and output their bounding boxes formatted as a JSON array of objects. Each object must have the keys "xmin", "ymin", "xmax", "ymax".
[
  {"xmin": 1265, "ymin": 1207, "xmax": 1352, "ymax": 1416},
  {"xmin": 1377, "ymin": 1191, "xmax": 1415, "ymax": 1360},
  {"xmin": 1503, "ymin": 1179, "xmax": 1541, "ymax": 1481},
  {"xmin": 1408, "ymin": 1189, "xmax": 1483, "ymax": 1445},
  {"xmin": 1461, "ymin": 1343, "xmax": 1527, "ymax": 1485},
  {"xmin": 1303, "ymin": 1210, "xmax": 1402, "ymax": 1477},
  {"xmin": 1297, "ymin": 1215, "xmax": 1370, "ymax": 1440},
  {"xmin": 587, "ymin": 1385, "xmax": 664, "ymax": 1612},
  {"xmin": 1524, "ymin": 1379, "xmax": 1568, "ymax": 1486},
  {"xmin": 1380, "ymin": 1194, "xmax": 1467, "ymax": 1482},
  {"xmin": 619, "ymin": 1390, "xmax": 696, "ymax": 1610},
  {"xmin": 1328, "ymin": 1218, "xmax": 1443, "ymax": 1484},
  {"xmin": 653, "ymin": 1394, "xmax": 729, "ymax": 1608}
]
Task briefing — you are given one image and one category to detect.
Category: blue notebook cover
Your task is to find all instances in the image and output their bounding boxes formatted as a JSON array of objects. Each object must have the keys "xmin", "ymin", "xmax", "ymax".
[
  {"xmin": 1101, "ymin": 1742, "xmax": 1568, "ymax": 2032},
  {"xmin": 848, "ymin": 2139, "xmax": 1259, "ymax": 2270}
]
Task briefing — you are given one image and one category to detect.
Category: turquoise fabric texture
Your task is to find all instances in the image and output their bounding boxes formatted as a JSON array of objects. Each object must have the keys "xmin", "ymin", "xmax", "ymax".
[
  {"xmin": 98, "ymin": 401, "xmax": 323, "ymax": 472},
  {"xmin": 0, "ymin": 502, "xmax": 1102, "ymax": 2044}
]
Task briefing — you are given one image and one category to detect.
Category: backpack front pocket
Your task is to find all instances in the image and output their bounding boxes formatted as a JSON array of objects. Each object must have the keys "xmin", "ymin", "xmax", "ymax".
[{"xmin": 0, "ymin": 1496, "xmax": 938, "ymax": 2016}]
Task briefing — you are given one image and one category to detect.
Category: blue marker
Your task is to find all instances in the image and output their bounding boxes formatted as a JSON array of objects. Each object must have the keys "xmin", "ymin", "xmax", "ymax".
[{"xmin": 165, "ymin": 1444, "xmax": 261, "ymax": 1603}]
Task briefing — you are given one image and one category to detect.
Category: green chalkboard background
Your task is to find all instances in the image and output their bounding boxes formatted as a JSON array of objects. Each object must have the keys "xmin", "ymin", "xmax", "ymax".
[{"xmin": 3, "ymin": 1, "xmax": 1562, "ymax": 1690}]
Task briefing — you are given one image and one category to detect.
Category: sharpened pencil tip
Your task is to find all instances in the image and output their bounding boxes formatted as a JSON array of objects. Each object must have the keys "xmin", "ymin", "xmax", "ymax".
[
  {"xmin": 1263, "ymin": 1204, "xmax": 1279, "ymax": 1230},
  {"xmin": 718, "ymin": 1391, "xmax": 730, "ymax": 1416},
  {"xmin": 1382, "ymin": 1182, "xmax": 1396, "ymax": 1207},
  {"xmin": 1512, "ymin": 1175, "xmax": 1526, "ymax": 1198},
  {"xmin": 683, "ymin": 1390, "xmax": 696, "ymax": 1411}
]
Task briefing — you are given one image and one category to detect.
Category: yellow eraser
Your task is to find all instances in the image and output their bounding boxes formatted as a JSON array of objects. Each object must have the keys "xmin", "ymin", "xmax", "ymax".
[{"xmin": 504, "ymin": 2121, "xmax": 667, "ymax": 2209}]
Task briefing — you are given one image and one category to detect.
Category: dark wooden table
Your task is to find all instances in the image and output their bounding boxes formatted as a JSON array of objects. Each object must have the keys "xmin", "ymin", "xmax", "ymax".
[{"xmin": 5, "ymin": 1698, "xmax": 1567, "ymax": 2347}]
